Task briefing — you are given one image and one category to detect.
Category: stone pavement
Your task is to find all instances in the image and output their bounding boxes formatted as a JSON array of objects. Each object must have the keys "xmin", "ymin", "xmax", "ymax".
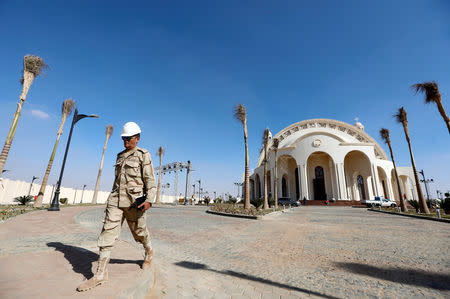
[
  {"xmin": 0, "ymin": 206, "xmax": 155, "ymax": 299},
  {"xmin": 1, "ymin": 205, "xmax": 449, "ymax": 298},
  {"xmin": 78, "ymin": 205, "xmax": 450, "ymax": 298}
]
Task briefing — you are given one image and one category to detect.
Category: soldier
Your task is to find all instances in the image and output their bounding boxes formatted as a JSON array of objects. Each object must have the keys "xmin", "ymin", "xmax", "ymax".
[{"xmin": 77, "ymin": 121, "xmax": 156, "ymax": 292}]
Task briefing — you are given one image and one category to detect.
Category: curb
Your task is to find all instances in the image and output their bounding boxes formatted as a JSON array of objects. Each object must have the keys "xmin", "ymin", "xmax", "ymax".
[
  {"xmin": 369, "ymin": 209, "xmax": 450, "ymax": 223},
  {"xmin": 206, "ymin": 209, "xmax": 292, "ymax": 220},
  {"xmin": 206, "ymin": 210, "xmax": 262, "ymax": 220}
]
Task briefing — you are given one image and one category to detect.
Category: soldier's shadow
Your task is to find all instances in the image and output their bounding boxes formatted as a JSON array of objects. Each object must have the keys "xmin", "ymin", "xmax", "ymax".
[{"xmin": 47, "ymin": 242, "xmax": 141, "ymax": 279}]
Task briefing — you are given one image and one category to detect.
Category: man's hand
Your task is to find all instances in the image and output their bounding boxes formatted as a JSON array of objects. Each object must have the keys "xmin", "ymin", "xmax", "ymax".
[{"xmin": 138, "ymin": 202, "xmax": 151, "ymax": 211}]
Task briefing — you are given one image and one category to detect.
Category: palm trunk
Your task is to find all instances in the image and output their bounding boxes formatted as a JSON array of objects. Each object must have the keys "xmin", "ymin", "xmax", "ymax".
[
  {"xmin": 34, "ymin": 134, "xmax": 61, "ymax": 207},
  {"xmin": 403, "ymin": 122, "xmax": 429, "ymax": 214},
  {"xmin": 0, "ymin": 100, "xmax": 25, "ymax": 175},
  {"xmin": 244, "ymin": 122, "xmax": 250, "ymax": 210},
  {"xmin": 156, "ymin": 155, "xmax": 162, "ymax": 204},
  {"xmin": 435, "ymin": 97, "xmax": 450, "ymax": 134},
  {"xmin": 387, "ymin": 140, "xmax": 408, "ymax": 212},
  {"xmin": 92, "ymin": 133, "xmax": 111, "ymax": 204},
  {"xmin": 274, "ymin": 149, "xmax": 278, "ymax": 209},
  {"xmin": 0, "ymin": 71, "xmax": 35, "ymax": 176}
]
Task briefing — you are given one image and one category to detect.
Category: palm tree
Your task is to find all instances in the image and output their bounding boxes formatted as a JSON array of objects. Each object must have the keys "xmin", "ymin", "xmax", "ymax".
[
  {"xmin": 412, "ymin": 81, "xmax": 449, "ymax": 134},
  {"xmin": 34, "ymin": 99, "xmax": 75, "ymax": 207},
  {"xmin": 272, "ymin": 138, "xmax": 280, "ymax": 209},
  {"xmin": 92, "ymin": 125, "xmax": 114, "ymax": 204},
  {"xmin": 155, "ymin": 146, "xmax": 165, "ymax": 204},
  {"xmin": 0, "ymin": 55, "xmax": 48, "ymax": 176},
  {"xmin": 395, "ymin": 107, "xmax": 430, "ymax": 214},
  {"xmin": 379, "ymin": 128, "xmax": 408, "ymax": 212},
  {"xmin": 262, "ymin": 128, "xmax": 270, "ymax": 209},
  {"xmin": 233, "ymin": 104, "xmax": 250, "ymax": 210}
]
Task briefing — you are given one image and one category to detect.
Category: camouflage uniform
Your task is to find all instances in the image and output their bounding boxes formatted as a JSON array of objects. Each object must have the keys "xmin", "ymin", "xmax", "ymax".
[{"xmin": 98, "ymin": 146, "xmax": 156, "ymax": 252}]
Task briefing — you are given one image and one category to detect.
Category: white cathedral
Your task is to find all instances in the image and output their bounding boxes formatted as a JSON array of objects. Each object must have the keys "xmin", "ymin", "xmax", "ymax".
[{"xmin": 250, "ymin": 119, "xmax": 417, "ymax": 203}]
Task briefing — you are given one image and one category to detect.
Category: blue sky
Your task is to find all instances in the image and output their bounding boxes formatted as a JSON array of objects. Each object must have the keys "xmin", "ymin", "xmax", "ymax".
[{"xmin": 0, "ymin": 0, "xmax": 449, "ymax": 197}]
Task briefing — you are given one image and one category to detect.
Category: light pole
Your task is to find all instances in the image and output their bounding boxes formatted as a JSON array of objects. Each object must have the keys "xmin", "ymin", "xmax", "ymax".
[
  {"xmin": 81, "ymin": 184, "xmax": 87, "ymax": 203},
  {"xmin": 419, "ymin": 169, "xmax": 433, "ymax": 201},
  {"xmin": 183, "ymin": 161, "xmax": 191, "ymax": 205},
  {"xmin": 49, "ymin": 109, "xmax": 98, "ymax": 211},
  {"xmin": 28, "ymin": 176, "xmax": 39, "ymax": 196},
  {"xmin": 197, "ymin": 179, "xmax": 201, "ymax": 202}
]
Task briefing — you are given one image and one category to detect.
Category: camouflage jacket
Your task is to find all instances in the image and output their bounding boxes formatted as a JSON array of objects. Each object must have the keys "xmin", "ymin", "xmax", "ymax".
[{"xmin": 110, "ymin": 146, "xmax": 156, "ymax": 208}]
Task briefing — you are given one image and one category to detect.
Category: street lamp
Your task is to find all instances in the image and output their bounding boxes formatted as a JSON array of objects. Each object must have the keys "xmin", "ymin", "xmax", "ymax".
[
  {"xmin": 183, "ymin": 160, "xmax": 191, "ymax": 205},
  {"xmin": 419, "ymin": 169, "xmax": 433, "ymax": 201},
  {"xmin": 28, "ymin": 176, "xmax": 39, "ymax": 196},
  {"xmin": 197, "ymin": 179, "xmax": 201, "ymax": 202},
  {"xmin": 49, "ymin": 109, "xmax": 98, "ymax": 211},
  {"xmin": 81, "ymin": 184, "xmax": 87, "ymax": 203}
]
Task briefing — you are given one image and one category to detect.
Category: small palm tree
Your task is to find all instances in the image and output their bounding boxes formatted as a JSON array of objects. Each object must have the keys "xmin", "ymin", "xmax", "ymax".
[
  {"xmin": 395, "ymin": 107, "xmax": 430, "ymax": 214},
  {"xmin": 155, "ymin": 146, "xmax": 165, "ymax": 204},
  {"xmin": 412, "ymin": 81, "xmax": 449, "ymax": 134},
  {"xmin": 233, "ymin": 104, "xmax": 250, "ymax": 210},
  {"xmin": 262, "ymin": 128, "xmax": 270, "ymax": 209},
  {"xmin": 380, "ymin": 128, "xmax": 408, "ymax": 212},
  {"xmin": 271, "ymin": 138, "xmax": 279, "ymax": 209},
  {"xmin": 92, "ymin": 124, "xmax": 114, "ymax": 204},
  {"xmin": 34, "ymin": 99, "xmax": 75, "ymax": 207},
  {"xmin": 0, "ymin": 55, "xmax": 48, "ymax": 175}
]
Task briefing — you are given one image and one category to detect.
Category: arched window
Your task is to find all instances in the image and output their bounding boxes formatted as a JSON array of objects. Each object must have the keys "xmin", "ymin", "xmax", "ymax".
[
  {"xmin": 357, "ymin": 175, "xmax": 366, "ymax": 200},
  {"xmin": 315, "ymin": 166, "xmax": 324, "ymax": 179},
  {"xmin": 282, "ymin": 177, "xmax": 288, "ymax": 197}
]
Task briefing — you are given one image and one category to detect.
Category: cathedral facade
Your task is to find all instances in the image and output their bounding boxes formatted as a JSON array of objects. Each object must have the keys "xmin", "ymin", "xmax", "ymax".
[{"xmin": 250, "ymin": 119, "xmax": 417, "ymax": 203}]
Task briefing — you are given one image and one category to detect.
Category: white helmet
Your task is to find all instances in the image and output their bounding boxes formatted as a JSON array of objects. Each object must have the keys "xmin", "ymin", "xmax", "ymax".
[{"xmin": 121, "ymin": 122, "xmax": 141, "ymax": 137}]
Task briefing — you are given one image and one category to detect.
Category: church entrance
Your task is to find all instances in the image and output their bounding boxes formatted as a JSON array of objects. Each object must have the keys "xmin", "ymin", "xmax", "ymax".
[{"xmin": 313, "ymin": 166, "xmax": 326, "ymax": 201}]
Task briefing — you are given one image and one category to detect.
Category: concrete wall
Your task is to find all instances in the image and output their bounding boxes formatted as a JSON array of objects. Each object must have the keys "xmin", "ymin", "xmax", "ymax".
[{"xmin": 0, "ymin": 178, "xmax": 180, "ymax": 205}]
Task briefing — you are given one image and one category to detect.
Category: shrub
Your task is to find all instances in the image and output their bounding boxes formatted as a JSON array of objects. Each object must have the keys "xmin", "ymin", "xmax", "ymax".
[
  {"xmin": 14, "ymin": 195, "xmax": 33, "ymax": 205},
  {"xmin": 408, "ymin": 200, "xmax": 420, "ymax": 213},
  {"xmin": 250, "ymin": 198, "xmax": 263, "ymax": 208},
  {"xmin": 227, "ymin": 197, "xmax": 237, "ymax": 204},
  {"xmin": 60, "ymin": 197, "xmax": 68, "ymax": 204},
  {"xmin": 441, "ymin": 198, "xmax": 450, "ymax": 214}
]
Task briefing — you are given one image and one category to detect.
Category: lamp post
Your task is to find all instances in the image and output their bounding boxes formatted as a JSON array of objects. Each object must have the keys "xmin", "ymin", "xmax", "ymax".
[
  {"xmin": 28, "ymin": 176, "xmax": 39, "ymax": 196},
  {"xmin": 81, "ymin": 184, "xmax": 87, "ymax": 203},
  {"xmin": 197, "ymin": 179, "xmax": 201, "ymax": 202},
  {"xmin": 49, "ymin": 109, "xmax": 98, "ymax": 211},
  {"xmin": 419, "ymin": 169, "xmax": 433, "ymax": 201},
  {"xmin": 183, "ymin": 161, "xmax": 191, "ymax": 205}
]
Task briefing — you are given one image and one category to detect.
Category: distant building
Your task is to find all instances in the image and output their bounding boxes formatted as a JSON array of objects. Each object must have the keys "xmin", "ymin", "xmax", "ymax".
[{"xmin": 250, "ymin": 119, "xmax": 416, "ymax": 202}]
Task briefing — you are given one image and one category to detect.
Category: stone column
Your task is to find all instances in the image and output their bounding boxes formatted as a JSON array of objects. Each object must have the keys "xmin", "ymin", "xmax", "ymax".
[
  {"xmin": 370, "ymin": 164, "xmax": 380, "ymax": 197},
  {"xmin": 329, "ymin": 160, "xmax": 337, "ymax": 199},
  {"xmin": 335, "ymin": 163, "xmax": 348, "ymax": 200},
  {"xmin": 301, "ymin": 163, "xmax": 308, "ymax": 200}
]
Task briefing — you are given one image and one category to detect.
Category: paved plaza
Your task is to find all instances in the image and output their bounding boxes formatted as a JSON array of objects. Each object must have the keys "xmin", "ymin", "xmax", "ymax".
[{"xmin": 0, "ymin": 205, "xmax": 449, "ymax": 298}]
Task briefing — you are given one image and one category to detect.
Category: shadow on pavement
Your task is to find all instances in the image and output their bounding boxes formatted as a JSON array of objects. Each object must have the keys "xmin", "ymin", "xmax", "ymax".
[
  {"xmin": 175, "ymin": 261, "xmax": 339, "ymax": 299},
  {"xmin": 47, "ymin": 242, "xmax": 142, "ymax": 279},
  {"xmin": 335, "ymin": 262, "xmax": 450, "ymax": 290}
]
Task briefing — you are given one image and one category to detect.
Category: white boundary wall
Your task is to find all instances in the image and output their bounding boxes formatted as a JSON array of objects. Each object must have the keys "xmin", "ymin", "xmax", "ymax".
[{"xmin": 0, "ymin": 178, "xmax": 181, "ymax": 205}]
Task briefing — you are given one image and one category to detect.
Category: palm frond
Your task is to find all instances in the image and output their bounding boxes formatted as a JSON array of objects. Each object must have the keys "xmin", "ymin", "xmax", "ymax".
[
  {"xmin": 271, "ymin": 138, "xmax": 279, "ymax": 150},
  {"xmin": 106, "ymin": 124, "xmax": 114, "ymax": 136},
  {"xmin": 412, "ymin": 81, "xmax": 440, "ymax": 104},
  {"xmin": 394, "ymin": 107, "xmax": 407, "ymax": 124},
  {"xmin": 23, "ymin": 55, "xmax": 48, "ymax": 76},
  {"xmin": 233, "ymin": 104, "xmax": 246, "ymax": 125},
  {"xmin": 61, "ymin": 98, "xmax": 75, "ymax": 116},
  {"xmin": 379, "ymin": 128, "xmax": 390, "ymax": 144},
  {"xmin": 157, "ymin": 146, "xmax": 165, "ymax": 158}
]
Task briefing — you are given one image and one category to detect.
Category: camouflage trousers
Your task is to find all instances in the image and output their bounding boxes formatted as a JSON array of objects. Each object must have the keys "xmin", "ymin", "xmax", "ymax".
[{"xmin": 98, "ymin": 198, "xmax": 150, "ymax": 252}]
